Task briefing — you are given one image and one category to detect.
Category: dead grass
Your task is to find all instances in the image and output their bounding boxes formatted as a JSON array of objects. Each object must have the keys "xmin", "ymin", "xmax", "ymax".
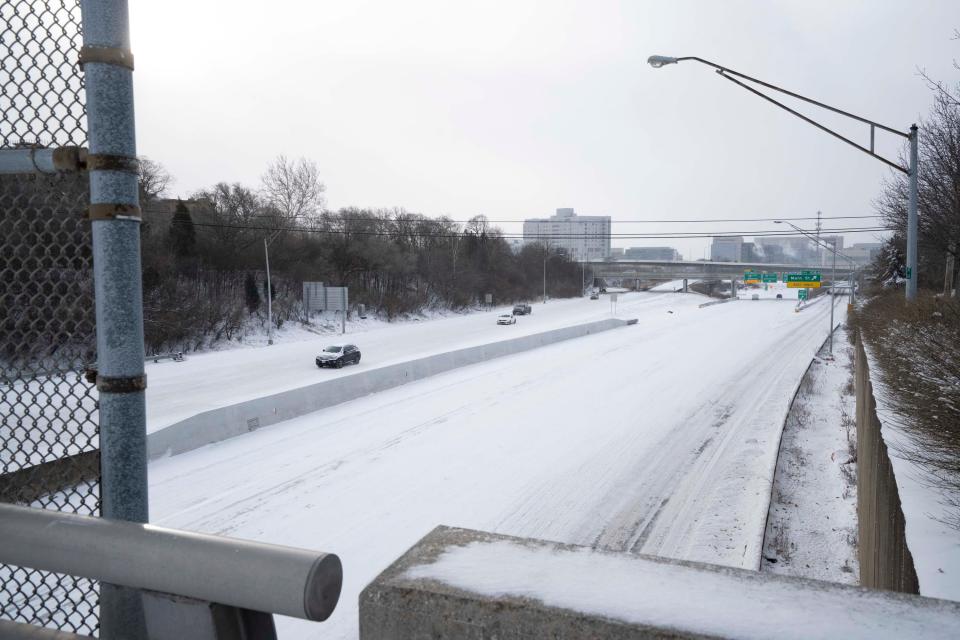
[{"xmin": 851, "ymin": 289, "xmax": 960, "ymax": 528}]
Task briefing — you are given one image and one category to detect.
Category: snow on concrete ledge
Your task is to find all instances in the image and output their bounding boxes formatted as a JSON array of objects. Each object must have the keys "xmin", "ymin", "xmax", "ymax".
[{"xmin": 359, "ymin": 526, "xmax": 960, "ymax": 640}]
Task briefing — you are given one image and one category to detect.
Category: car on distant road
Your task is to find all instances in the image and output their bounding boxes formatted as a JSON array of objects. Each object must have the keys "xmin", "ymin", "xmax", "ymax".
[
  {"xmin": 496, "ymin": 314, "xmax": 517, "ymax": 325},
  {"xmin": 512, "ymin": 304, "xmax": 532, "ymax": 315},
  {"xmin": 751, "ymin": 294, "xmax": 760, "ymax": 300},
  {"xmin": 590, "ymin": 293, "xmax": 599, "ymax": 300},
  {"xmin": 316, "ymin": 344, "xmax": 361, "ymax": 368},
  {"xmin": 776, "ymin": 293, "xmax": 783, "ymax": 300}
]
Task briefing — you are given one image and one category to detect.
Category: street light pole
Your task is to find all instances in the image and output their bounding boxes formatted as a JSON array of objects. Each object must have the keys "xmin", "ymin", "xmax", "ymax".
[
  {"xmin": 830, "ymin": 239, "xmax": 837, "ymax": 355},
  {"xmin": 648, "ymin": 54, "xmax": 917, "ymax": 301},
  {"xmin": 775, "ymin": 220, "xmax": 858, "ymax": 357},
  {"xmin": 264, "ymin": 230, "xmax": 282, "ymax": 345}
]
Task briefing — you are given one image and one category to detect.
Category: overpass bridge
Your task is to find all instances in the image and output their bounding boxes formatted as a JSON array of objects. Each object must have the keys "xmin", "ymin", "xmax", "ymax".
[
  {"xmin": 586, "ymin": 259, "xmax": 830, "ymax": 281},
  {"xmin": 585, "ymin": 259, "xmax": 847, "ymax": 294}
]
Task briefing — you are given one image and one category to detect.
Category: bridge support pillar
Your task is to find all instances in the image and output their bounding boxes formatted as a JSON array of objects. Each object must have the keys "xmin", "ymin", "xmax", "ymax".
[
  {"xmin": 731, "ymin": 279, "xmax": 737, "ymax": 298},
  {"xmin": 682, "ymin": 278, "xmax": 688, "ymax": 293}
]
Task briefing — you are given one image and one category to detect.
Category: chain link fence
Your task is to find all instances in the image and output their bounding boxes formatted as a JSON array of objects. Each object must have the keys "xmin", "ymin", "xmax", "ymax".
[{"xmin": 1, "ymin": 0, "xmax": 101, "ymax": 635}]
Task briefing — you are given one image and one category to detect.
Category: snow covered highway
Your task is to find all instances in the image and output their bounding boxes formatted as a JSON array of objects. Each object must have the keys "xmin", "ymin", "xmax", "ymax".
[
  {"xmin": 149, "ymin": 292, "xmax": 842, "ymax": 639},
  {"xmin": 147, "ymin": 291, "xmax": 678, "ymax": 432}
]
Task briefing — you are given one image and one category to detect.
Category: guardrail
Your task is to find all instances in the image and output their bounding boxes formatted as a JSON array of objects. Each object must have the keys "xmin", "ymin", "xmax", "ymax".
[{"xmin": 0, "ymin": 503, "xmax": 342, "ymax": 639}]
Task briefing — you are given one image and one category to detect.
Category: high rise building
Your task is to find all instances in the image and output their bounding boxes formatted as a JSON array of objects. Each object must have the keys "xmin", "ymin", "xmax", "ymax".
[
  {"xmin": 753, "ymin": 235, "xmax": 842, "ymax": 265},
  {"xmin": 710, "ymin": 236, "xmax": 744, "ymax": 262},
  {"xmin": 523, "ymin": 208, "xmax": 611, "ymax": 261}
]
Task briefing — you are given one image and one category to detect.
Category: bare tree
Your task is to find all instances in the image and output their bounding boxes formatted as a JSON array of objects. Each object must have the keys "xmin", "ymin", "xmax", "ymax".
[
  {"xmin": 875, "ymin": 84, "xmax": 960, "ymax": 286},
  {"xmin": 917, "ymin": 29, "xmax": 960, "ymax": 108},
  {"xmin": 137, "ymin": 156, "xmax": 173, "ymax": 202},
  {"xmin": 191, "ymin": 182, "xmax": 264, "ymax": 266},
  {"xmin": 260, "ymin": 155, "xmax": 326, "ymax": 222}
]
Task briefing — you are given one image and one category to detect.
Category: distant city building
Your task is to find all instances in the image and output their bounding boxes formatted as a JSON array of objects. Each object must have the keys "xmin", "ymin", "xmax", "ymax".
[
  {"xmin": 522, "ymin": 208, "xmax": 611, "ymax": 261},
  {"xmin": 843, "ymin": 242, "xmax": 882, "ymax": 266},
  {"xmin": 753, "ymin": 235, "xmax": 843, "ymax": 265},
  {"xmin": 710, "ymin": 236, "xmax": 743, "ymax": 262},
  {"xmin": 624, "ymin": 246, "xmax": 681, "ymax": 261},
  {"xmin": 610, "ymin": 247, "xmax": 625, "ymax": 258},
  {"xmin": 741, "ymin": 241, "xmax": 759, "ymax": 263}
]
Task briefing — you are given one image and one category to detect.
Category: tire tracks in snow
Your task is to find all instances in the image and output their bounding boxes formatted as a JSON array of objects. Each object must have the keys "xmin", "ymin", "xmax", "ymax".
[{"xmin": 493, "ymin": 298, "xmax": 842, "ymax": 570}]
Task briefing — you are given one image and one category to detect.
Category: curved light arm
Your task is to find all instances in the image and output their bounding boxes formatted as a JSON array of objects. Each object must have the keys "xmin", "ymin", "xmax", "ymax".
[{"xmin": 646, "ymin": 54, "xmax": 910, "ymax": 174}]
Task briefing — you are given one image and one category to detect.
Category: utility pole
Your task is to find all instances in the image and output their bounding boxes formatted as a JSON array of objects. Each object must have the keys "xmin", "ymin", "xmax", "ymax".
[
  {"xmin": 542, "ymin": 245, "xmax": 547, "ymax": 304},
  {"xmin": 815, "ymin": 210, "xmax": 823, "ymax": 267},
  {"xmin": 829, "ymin": 239, "xmax": 837, "ymax": 357},
  {"xmin": 264, "ymin": 230, "xmax": 282, "ymax": 345},
  {"xmin": 776, "ymin": 220, "xmax": 855, "ymax": 356}
]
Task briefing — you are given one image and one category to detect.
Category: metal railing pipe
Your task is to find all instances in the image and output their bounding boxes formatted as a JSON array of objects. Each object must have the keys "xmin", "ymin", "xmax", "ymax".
[
  {"xmin": 0, "ymin": 147, "xmax": 87, "ymax": 174},
  {"xmin": 0, "ymin": 503, "xmax": 343, "ymax": 622},
  {"xmin": 81, "ymin": 0, "xmax": 148, "ymax": 633}
]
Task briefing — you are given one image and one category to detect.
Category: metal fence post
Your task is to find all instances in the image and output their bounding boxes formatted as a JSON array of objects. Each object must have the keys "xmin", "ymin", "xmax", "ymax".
[{"xmin": 80, "ymin": 0, "xmax": 148, "ymax": 636}]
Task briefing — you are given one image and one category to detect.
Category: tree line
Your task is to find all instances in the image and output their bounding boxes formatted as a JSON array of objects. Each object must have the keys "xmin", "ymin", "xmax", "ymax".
[{"xmin": 139, "ymin": 157, "xmax": 586, "ymax": 352}]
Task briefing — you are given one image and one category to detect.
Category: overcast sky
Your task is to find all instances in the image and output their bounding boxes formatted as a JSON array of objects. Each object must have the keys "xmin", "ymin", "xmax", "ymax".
[{"xmin": 130, "ymin": 1, "xmax": 958, "ymax": 259}]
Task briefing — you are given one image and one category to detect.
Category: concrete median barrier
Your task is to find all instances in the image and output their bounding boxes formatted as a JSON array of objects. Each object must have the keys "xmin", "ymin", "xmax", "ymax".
[{"xmin": 148, "ymin": 318, "xmax": 633, "ymax": 459}]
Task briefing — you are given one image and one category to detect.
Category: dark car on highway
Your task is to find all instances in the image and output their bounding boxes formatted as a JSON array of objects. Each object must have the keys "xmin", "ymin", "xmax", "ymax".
[
  {"xmin": 512, "ymin": 304, "xmax": 532, "ymax": 315},
  {"xmin": 316, "ymin": 344, "xmax": 361, "ymax": 368}
]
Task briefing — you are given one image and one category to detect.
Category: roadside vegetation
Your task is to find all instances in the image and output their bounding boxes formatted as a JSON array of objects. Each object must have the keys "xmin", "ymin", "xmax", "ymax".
[
  {"xmin": 857, "ymin": 44, "xmax": 960, "ymax": 528},
  {"xmin": 138, "ymin": 157, "xmax": 585, "ymax": 353},
  {"xmin": 852, "ymin": 291, "xmax": 960, "ymax": 527}
]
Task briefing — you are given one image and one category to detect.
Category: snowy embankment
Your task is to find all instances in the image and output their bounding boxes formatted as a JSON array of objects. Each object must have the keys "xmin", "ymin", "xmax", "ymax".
[
  {"xmin": 150, "ymin": 295, "xmax": 842, "ymax": 640},
  {"xmin": 762, "ymin": 327, "xmax": 858, "ymax": 583},
  {"xmin": 869, "ymin": 361, "xmax": 960, "ymax": 601},
  {"xmin": 649, "ymin": 279, "xmax": 700, "ymax": 292}
]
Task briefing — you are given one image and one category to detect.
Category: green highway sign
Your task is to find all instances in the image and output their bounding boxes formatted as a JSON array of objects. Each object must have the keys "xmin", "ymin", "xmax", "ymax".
[
  {"xmin": 744, "ymin": 271, "xmax": 762, "ymax": 282},
  {"xmin": 798, "ymin": 289, "xmax": 808, "ymax": 300},
  {"xmin": 786, "ymin": 271, "xmax": 821, "ymax": 288},
  {"xmin": 761, "ymin": 273, "xmax": 778, "ymax": 283}
]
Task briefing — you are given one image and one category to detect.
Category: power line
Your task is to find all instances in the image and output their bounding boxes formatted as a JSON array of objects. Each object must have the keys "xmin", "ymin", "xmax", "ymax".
[
  {"xmin": 149, "ymin": 208, "xmax": 882, "ymax": 225},
  {"xmin": 176, "ymin": 219, "xmax": 891, "ymax": 240}
]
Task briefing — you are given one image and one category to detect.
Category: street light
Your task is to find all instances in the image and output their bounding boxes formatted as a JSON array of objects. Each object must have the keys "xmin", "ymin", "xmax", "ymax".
[
  {"xmin": 648, "ymin": 55, "xmax": 919, "ymax": 300},
  {"xmin": 646, "ymin": 55, "xmax": 678, "ymax": 68},
  {"xmin": 775, "ymin": 219, "xmax": 858, "ymax": 357}
]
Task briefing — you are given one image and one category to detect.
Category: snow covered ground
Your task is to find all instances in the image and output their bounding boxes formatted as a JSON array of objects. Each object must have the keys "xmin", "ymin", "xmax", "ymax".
[
  {"xmin": 762, "ymin": 327, "xmax": 858, "ymax": 583},
  {"xmin": 870, "ymin": 367, "xmax": 960, "ymax": 601},
  {"xmin": 146, "ymin": 293, "xmax": 689, "ymax": 432},
  {"xmin": 149, "ymin": 294, "xmax": 842, "ymax": 639},
  {"xmin": 405, "ymin": 534, "xmax": 959, "ymax": 640}
]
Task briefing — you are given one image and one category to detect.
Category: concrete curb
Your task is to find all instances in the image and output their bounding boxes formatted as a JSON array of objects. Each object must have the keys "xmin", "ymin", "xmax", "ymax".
[{"xmin": 148, "ymin": 318, "xmax": 633, "ymax": 460}]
